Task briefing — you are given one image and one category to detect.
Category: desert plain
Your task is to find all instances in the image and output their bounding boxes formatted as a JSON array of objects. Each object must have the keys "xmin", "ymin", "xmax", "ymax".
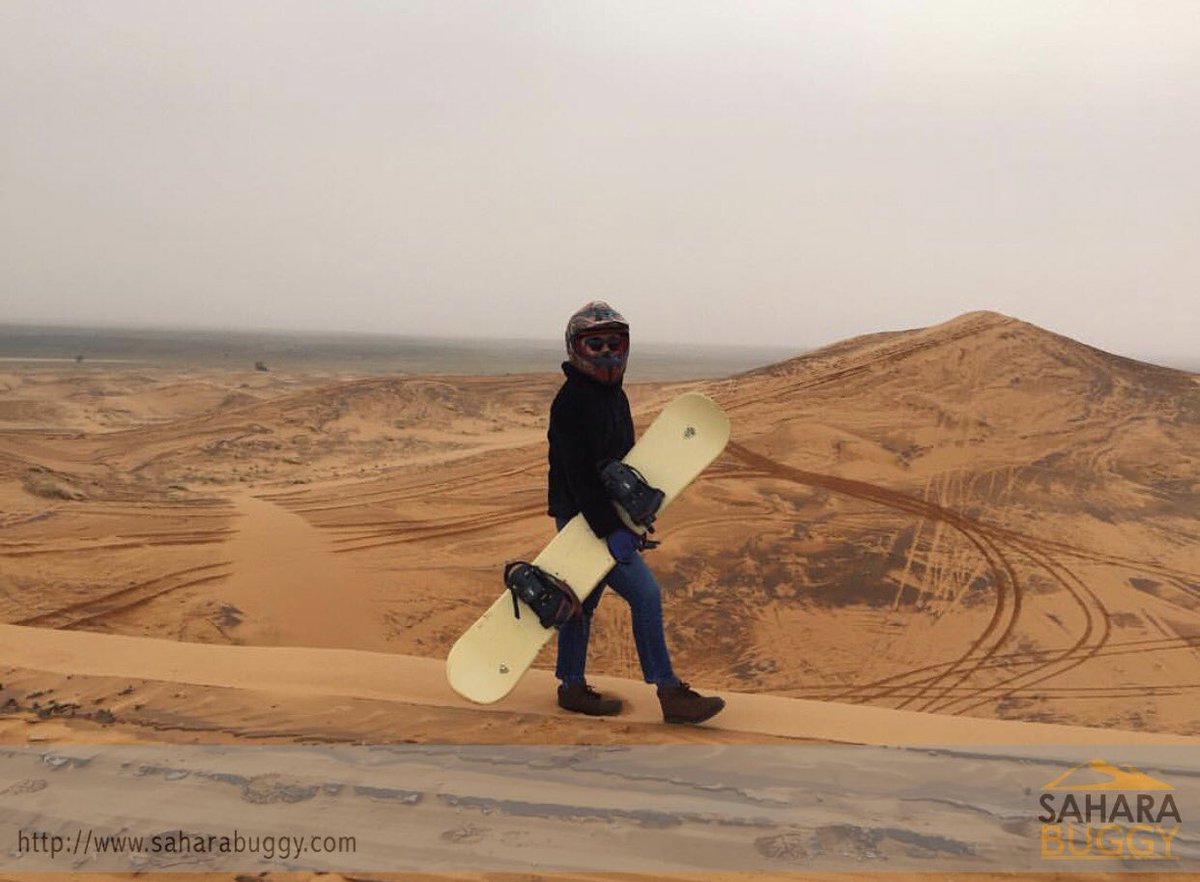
[{"xmin": 1, "ymin": 310, "xmax": 1198, "ymax": 879}]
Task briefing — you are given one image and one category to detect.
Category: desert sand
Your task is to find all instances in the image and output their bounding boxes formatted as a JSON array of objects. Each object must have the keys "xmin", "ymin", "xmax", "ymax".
[{"xmin": 1, "ymin": 311, "xmax": 1198, "ymax": 877}]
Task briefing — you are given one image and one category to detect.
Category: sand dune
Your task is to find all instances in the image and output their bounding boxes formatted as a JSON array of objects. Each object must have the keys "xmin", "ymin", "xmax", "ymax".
[
  {"xmin": 1, "ymin": 311, "xmax": 1197, "ymax": 744},
  {"xmin": 2, "ymin": 313, "xmax": 1199, "ymax": 881},
  {"xmin": 0, "ymin": 312, "xmax": 1195, "ymax": 801}
]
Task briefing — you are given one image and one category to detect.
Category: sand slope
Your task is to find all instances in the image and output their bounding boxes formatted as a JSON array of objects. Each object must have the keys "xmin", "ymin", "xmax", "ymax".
[{"xmin": 1, "ymin": 622, "xmax": 1193, "ymax": 746}]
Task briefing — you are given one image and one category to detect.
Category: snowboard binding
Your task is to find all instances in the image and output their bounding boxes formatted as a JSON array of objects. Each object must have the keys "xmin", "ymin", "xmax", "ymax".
[
  {"xmin": 504, "ymin": 561, "xmax": 582, "ymax": 629},
  {"xmin": 599, "ymin": 460, "xmax": 666, "ymax": 531}
]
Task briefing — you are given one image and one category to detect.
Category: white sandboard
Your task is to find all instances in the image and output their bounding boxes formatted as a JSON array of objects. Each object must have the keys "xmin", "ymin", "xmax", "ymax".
[{"xmin": 445, "ymin": 392, "xmax": 730, "ymax": 703}]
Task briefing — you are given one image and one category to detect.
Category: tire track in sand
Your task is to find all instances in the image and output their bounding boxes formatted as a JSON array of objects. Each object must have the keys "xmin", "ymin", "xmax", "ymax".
[
  {"xmin": 788, "ymin": 632, "xmax": 1200, "ymax": 705},
  {"xmin": 723, "ymin": 442, "xmax": 1122, "ymax": 715},
  {"xmin": 11, "ymin": 563, "xmax": 233, "ymax": 629},
  {"xmin": 929, "ymin": 536, "xmax": 1111, "ymax": 716},
  {"xmin": 725, "ymin": 441, "xmax": 1026, "ymax": 712}
]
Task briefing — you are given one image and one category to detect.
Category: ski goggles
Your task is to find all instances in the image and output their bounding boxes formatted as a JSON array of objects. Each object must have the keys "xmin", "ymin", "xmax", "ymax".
[{"xmin": 578, "ymin": 333, "xmax": 628, "ymax": 354}]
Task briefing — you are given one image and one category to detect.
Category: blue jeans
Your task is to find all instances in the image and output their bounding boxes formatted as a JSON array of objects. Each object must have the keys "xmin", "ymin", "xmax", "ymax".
[{"xmin": 553, "ymin": 517, "xmax": 679, "ymax": 687}]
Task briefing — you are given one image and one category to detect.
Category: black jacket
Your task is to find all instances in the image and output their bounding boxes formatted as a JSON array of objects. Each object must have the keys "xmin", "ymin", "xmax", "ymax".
[{"xmin": 547, "ymin": 362, "xmax": 635, "ymax": 538}]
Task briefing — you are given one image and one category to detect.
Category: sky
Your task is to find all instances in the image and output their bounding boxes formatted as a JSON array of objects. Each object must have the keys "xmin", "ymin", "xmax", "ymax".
[{"xmin": 1, "ymin": 2, "xmax": 1197, "ymax": 362}]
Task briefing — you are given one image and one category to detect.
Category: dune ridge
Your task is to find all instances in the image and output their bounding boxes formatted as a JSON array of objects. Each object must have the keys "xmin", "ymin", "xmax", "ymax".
[{"xmin": 1, "ymin": 621, "xmax": 1192, "ymax": 746}]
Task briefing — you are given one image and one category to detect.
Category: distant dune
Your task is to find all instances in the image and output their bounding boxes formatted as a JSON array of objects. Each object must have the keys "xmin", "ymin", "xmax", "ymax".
[{"xmin": 0, "ymin": 322, "xmax": 795, "ymax": 380}]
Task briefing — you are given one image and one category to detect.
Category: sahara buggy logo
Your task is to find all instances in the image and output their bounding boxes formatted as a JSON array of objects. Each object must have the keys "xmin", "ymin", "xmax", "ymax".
[{"xmin": 1037, "ymin": 758, "xmax": 1182, "ymax": 860}]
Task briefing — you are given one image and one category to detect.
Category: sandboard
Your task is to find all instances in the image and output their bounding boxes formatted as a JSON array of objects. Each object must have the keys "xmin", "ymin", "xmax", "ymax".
[{"xmin": 445, "ymin": 392, "xmax": 730, "ymax": 703}]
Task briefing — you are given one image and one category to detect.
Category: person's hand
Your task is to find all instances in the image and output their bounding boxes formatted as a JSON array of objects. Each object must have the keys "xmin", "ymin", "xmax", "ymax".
[{"xmin": 605, "ymin": 526, "xmax": 645, "ymax": 563}]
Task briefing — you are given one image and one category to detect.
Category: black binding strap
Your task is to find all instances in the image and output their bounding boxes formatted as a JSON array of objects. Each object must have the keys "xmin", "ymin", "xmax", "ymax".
[
  {"xmin": 504, "ymin": 561, "xmax": 582, "ymax": 629},
  {"xmin": 599, "ymin": 460, "xmax": 666, "ymax": 531}
]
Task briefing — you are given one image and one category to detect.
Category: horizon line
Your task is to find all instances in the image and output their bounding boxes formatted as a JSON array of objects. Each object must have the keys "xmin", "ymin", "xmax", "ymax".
[{"xmin": 0, "ymin": 319, "xmax": 803, "ymax": 353}]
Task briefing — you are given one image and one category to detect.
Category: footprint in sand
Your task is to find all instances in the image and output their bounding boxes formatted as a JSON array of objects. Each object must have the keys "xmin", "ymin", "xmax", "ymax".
[
  {"xmin": 754, "ymin": 831, "xmax": 809, "ymax": 862},
  {"xmin": 239, "ymin": 774, "xmax": 319, "ymax": 804},
  {"xmin": 1, "ymin": 778, "xmax": 48, "ymax": 795},
  {"xmin": 439, "ymin": 824, "xmax": 487, "ymax": 844}
]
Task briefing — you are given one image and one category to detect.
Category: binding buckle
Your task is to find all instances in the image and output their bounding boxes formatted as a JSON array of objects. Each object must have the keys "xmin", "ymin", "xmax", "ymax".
[
  {"xmin": 599, "ymin": 460, "xmax": 665, "ymax": 531},
  {"xmin": 504, "ymin": 561, "xmax": 582, "ymax": 629}
]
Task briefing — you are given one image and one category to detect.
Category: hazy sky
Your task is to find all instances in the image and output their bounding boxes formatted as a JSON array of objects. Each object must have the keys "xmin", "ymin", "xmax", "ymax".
[{"xmin": 2, "ymin": 2, "xmax": 1197, "ymax": 360}]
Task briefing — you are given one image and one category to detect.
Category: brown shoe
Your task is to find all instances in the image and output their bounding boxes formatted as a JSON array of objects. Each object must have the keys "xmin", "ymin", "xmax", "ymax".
[
  {"xmin": 657, "ymin": 681, "xmax": 725, "ymax": 725},
  {"xmin": 558, "ymin": 681, "xmax": 623, "ymax": 716}
]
